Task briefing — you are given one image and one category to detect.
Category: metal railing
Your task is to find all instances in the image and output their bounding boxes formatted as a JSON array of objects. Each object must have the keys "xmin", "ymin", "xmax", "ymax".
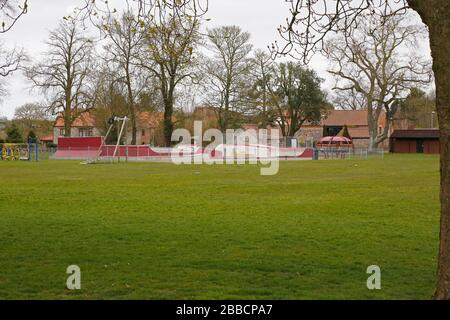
[{"xmin": 315, "ymin": 147, "xmax": 384, "ymax": 160}]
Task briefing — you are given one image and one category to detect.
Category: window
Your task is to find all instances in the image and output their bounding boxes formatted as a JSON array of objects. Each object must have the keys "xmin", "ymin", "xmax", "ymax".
[
  {"xmin": 79, "ymin": 128, "xmax": 93, "ymax": 137},
  {"xmin": 59, "ymin": 128, "xmax": 65, "ymax": 136},
  {"xmin": 142, "ymin": 129, "xmax": 146, "ymax": 137},
  {"xmin": 378, "ymin": 126, "xmax": 383, "ymax": 134}
]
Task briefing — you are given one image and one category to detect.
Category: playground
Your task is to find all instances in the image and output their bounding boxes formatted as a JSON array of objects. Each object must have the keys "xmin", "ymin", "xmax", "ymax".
[
  {"xmin": 43, "ymin": 118, "xmax": 376, "ymax": 163},
  {"xmin": 0, "ymin": 143, "xmax": 39, "ymax": 161},
  {"xmin": 0, "ymin": 154, "xmax": 440, "ymax": 299},
  {"xmin": 47, "ymin": 136, "xmax": 380, "ymax": 163}
]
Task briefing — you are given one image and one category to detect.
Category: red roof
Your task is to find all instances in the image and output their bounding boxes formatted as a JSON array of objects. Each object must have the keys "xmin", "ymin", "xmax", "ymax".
[
  {"xmin": 137, "ymin": 112, "xmax": 164, "ymax": 128},
  {"xmin": 347, "ymin": 127, "xmax": 370, "ymax": 139},
  {"xmin": 303, "ymin": 110, "xmax": 385, "ymax": 127},
  {"xmin": 54, "ymin": 111, "xmax": 165, "ymax": 129},
  {"xmin": 40, "ymin": 134, "xmax": 54, "ymax": 142},
  {"xmin": 55, "ymin": 112, "xmax": 96, "ymax": 127},
  {"xmin": 322, "ymin": 110, "xmax": 369, "ymax": 126}
]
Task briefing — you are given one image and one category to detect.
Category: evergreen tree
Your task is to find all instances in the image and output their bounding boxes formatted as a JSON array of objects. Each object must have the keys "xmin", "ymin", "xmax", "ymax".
[
  {"xmin": 27, "ymin": 130, "xmax": 37, "ymax": 143},
  {"xmin": 6, "ymin": 124, "xmax": 23, "ymax": 143}
]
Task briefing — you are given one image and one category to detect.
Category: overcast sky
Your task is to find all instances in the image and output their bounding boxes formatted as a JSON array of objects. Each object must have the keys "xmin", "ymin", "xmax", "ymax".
[{"xmin": 0, "ymin": 0, "xmax": 430, "ymax": 119}]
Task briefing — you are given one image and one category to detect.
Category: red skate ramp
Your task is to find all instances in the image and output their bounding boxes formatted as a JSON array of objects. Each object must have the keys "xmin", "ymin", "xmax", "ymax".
[{"xmin": 53, "ymin": 137, "xmax": 103, "ymax": 159}]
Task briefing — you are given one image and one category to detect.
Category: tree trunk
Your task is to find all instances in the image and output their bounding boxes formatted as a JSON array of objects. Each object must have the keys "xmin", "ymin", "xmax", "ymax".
[
  {"xmin": 408, "ymin": 0, "xmax": 450, "ymax": 299},
  {"xmin": 374, "ymin": 113, "xmax": 392, "ymax": 148},
  {"xmin": 223, "ymin": 91, "xmax": 230, "ymax": 132},
  {"xmin": 163, "ymin": 102, "xmax": 173, "ymax": 147},
  {"xmin": 428, "ymin": 3, "xmax": 450, "ymax": 300},
  {"xmin": 163, "ymin": 85, "xmax": 174, "ymax": 147},
  {"xmin": 64, "ymin": 110, "xmax": 71, "ymax": 137},
  {"xmin": 367, "ymin": 113, "xmax": 378, "ymax": 151},
  {"xmin": 125, "ymin": 70, "xmax": 137, "ymax": 145},
  {"xmin": 127, "ymin": 98, "xmax": 137, "ymax": 146},
  {"xmin": 160, "ymin": 71, "xmax": 174, "ymax": 147}
]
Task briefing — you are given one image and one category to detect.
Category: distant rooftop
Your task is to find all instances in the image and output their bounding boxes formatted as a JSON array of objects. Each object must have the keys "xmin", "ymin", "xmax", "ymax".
[
  {"xmin": 322, "ymin": 110, "xmax": 369, "ymax": 126},
  {"xmin": 390, "ymin": 129, "xmax": 439, "ymax": 139}
]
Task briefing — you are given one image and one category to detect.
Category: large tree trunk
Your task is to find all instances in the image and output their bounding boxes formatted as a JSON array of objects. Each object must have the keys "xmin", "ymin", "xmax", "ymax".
[
  {"xmin": 127, "ymin": 97, "xmax": 137, "ymax": 146},
  {"xmin": 408, "ymin": 0, "xmax": 450, "ymax": 299},
  {"xmin": 163, "ymin": 92, "xmax": 174, "ymax": 147},
  {"xmin": 160, "ymin": 71, "xmax": 175, "ymax": 147},
  {"xmin": 367, "ymin": 111, "xmax": 378, "ymax": 152},
  {"xmin": 63, "ymin": 104, "xmax": 72, "ymax": 137},
  {"xmin": 64, "ymin": 113, "xmax": 72, "ymax": 137},
  {"xmin": 428, "ymin": 3, "xmax": 450, "ymax": 300},
  {"xmin": 163, "ymin": 105, "xmax": 173, "ymax": 147},
  {"xmin": 222, "ymin": 90, "xmax": 230, "ymax": 133},
  {"xmin": 374, "ymin": 113, "xmax": 392, "ymax": 149}
]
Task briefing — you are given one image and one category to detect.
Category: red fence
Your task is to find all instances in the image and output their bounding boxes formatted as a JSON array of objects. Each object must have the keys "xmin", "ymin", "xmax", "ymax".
[
  {"xmin": 100, "ymin": 146, "xmax": 169, "ymax": 157},
  {"xmin": 53, "ymin": 137, "xmax": 314, "ymax": 160},
  {"xmin": 57, "ymin": 137, "xmax": 103, "ymax": 149}
]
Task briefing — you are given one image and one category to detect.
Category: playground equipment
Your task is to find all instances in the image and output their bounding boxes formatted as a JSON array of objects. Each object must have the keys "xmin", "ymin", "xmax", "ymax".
[
  {"xmin": 82, "ymin": 116, "xmax": 129, "ymax": 164},
  {"xmin": 0, "ymin": 143, "xmax": 39, "ymax": 161},
  {"xmin": 316, "ymin": 136, "xmax": 353, "ymax": 159}
]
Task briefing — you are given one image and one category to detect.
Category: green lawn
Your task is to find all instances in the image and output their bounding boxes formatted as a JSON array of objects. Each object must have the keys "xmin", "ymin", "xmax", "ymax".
[{"xmin": 0, "ymin": 154, "xmax": 440, "ymax": 299}]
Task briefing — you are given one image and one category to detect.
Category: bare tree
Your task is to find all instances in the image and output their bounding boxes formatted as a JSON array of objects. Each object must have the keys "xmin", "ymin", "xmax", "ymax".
[
  {"xmin": 13, "ymin": 102, "xmax": 49, "ymax": 135},
  {"xmin": 139, "ymin": 1, "xmax": 202, "ymax": 146},
  {"xmin": 14, "ymin": 102, "xmax": 47, "ymax": 121},
  {"xmin": 203, "ymin": 25, "xmax": 253, "ymax": 132},
  {"xmin": 0, "ymin": 0, "xmax": 27, "ymax": 33},
  {"xmin": 90, "ymin": 64, "xmax": 130, "ymax": 143},
  {"xmin": 27, "ymin": 19, "xmax": 95, "ymax": 137},
  {"xmin": 247, "ymin": 49, "xmax": 276, "ymax": 128},
  {"xmin": 332, "ymin": 89, "xmax": 366, "ymax": 110},
  {"xmin": 100, "ymin": 9, "xmax": 148, "ymax": 145},
  {"xmin": 277, "ymin": 0, "xmax": 450, "ymax": 299},
  {"xmin": 72, "ymin": 1, "xmax": 208, "ymax": 146},
  {"xmin": 0, "ymin": 1, "xmax": 28, "ymax": 100},
  {"xmin": 0, "ymin": 41, "xmax": 24, "ymax": 77},
  {"xmin": 0, "ymin": 40, "xmax": 26, "ymax": 101},
  {"xmin": 76, "ymin": 0, "xmax": 208, "ymax": 28},
  {"xmin": 324, "ymin": 14, "xmax": 431, "ymax": 150}
]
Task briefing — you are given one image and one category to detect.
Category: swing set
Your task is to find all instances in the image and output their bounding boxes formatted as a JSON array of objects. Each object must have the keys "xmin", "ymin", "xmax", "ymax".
[{"xmin": 81, "ymin": 116, "xmax": 129, "ymax": 164}]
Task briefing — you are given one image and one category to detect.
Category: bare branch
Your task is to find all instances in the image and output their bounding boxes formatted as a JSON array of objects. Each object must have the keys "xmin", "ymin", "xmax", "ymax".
[
  {"xmin": 273, "ymin": 0, "xmax": 410, "ymax": 62},
  {"xmin": 26, "ymin": 19, "xmax": 95, "ymax": 136},
  {"xmin": 0, "ymin": 0, "xmax": 27, "ymax": 33}
]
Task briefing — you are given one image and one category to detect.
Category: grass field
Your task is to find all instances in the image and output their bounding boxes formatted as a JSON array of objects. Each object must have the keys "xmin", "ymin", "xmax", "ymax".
[{"xmin": 0, "ymin": 154, "xmax": 440, "ymax": 299}]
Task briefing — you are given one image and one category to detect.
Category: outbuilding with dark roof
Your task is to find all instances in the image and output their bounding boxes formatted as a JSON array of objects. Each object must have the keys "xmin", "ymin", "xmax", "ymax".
[{"xmin": 390, "ymin": 129, "xmax": 440, "ymax": 154}]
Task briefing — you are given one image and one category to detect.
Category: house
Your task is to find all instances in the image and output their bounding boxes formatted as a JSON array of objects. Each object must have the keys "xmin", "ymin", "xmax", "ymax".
[
  {"xmin": 136, "ymin": 112, "xmax": 164, "ymax": 145},
  {"xmin": 390, "ymin": 129, "xmax": 440, "ymax": 154},
  {"xmin": 53, "ymin": 112, "xmax": 100, "ymax": 144},
  {"xmin": 296, "ymin": 110, "xmax": 388, "ymax": 148},
  {"xmin": 53, "ymin": 111, "xmax": 165, "ymax": 145}
]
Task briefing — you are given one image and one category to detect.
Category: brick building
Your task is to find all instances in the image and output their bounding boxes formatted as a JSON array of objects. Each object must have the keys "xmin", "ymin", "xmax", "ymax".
[
  {"xmin": 296, "ymin": 110, "xmax": 388, "ymax": 148},
  {"xmin": 53, "ymin": 111, "xmax": 164, "ymax": 145}
]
